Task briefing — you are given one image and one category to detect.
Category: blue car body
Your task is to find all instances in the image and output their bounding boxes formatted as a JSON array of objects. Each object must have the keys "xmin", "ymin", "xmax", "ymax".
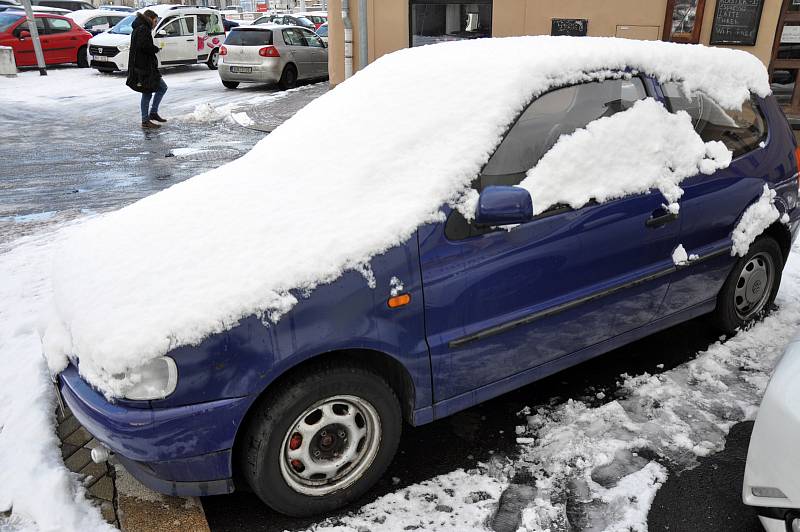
[{"xmin": 60, "ymin": 77, "xmax": 800, "ymax": 497}]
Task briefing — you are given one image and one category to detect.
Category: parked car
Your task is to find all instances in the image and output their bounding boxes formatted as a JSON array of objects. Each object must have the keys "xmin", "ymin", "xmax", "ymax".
[
  {"xmin": 97, "ymin": 5, "xmax": 135, "ymax": 12},
  {"xmin": 0, "ymin": 0, "xmax": 20, "ymax": 13},
  {"xmin": 53, "ymin": 38, "xmax": 798, "ymax": 518},
  {"xmin": 66, "ymin": 9, "xmax": 126, "ymax": 36},
  {"xmin": 252, "ymin": 13, "xmax": 314, "ymax": 30},
  {"xmin": 87, "ymin": 4, "xmax": 225, "ymax": 73},
  {"xmin": 293, "ymin": 10, "xmax": 326, "ymax": 29},
  {"xmin": 743, "ymin": 338, "xmax": 800, "ymax": 531},
  {"xmin": 218, "ymin": 24, "xmax": 327, "ymax": 89},
  {"xmin": 0, "ymin": 10, "xmax": 91, "ymax": 67},
  {"xmin": 31, "ymin": 0, "xmax": 94, "ymax": 11},
  {"xmin": 315, "ymin": 21, "xmax": 326, "ymax": 44}
]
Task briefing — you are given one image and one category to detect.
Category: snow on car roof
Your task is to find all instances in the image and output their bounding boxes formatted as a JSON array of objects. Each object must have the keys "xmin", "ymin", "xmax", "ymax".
[{"xmin": 42, "ymin": 36, "xmax": 769, "ymax": 397}]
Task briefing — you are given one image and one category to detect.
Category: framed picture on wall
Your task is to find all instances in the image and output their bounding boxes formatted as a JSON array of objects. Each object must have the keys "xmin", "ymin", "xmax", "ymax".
[{"xmin": 663, "ymin": 0, "xmax": 706, "ymax": 43}]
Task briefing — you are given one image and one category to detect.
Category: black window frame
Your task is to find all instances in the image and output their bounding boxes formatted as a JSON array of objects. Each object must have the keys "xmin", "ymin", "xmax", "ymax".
[
  {"xmin": 409, "ymin": 0, "xmax": 493, "ymax": 49},
  {"xmin": 661, "ymin": 81, "xmax": 768, "ymax": 160},
  {"xmin": 445, "ymin": 75, "xmax": 651, "ymax": 241}
]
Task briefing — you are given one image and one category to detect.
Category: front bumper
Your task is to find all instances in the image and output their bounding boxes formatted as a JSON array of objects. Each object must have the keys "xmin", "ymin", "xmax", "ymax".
[
  {"xmin": 743, "ymin": 337, "xmax": 800, "ymax": 528},
  {"xmin": 219, "ymin": 60, "xmax": 282, "ymax": 84},
  {"xmin": 59, "ymin": 364, "xmax": 253, "ymax": 496}
]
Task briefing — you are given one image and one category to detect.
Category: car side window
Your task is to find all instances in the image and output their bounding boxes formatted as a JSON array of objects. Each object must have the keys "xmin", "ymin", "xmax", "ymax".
[
  {"xmin": 300, "ymin": 28, "xmax": 323, "ymax": 47},
  {"xmin": 46, "ymin": 17, "xmax": 71, "ymax": 33},
  {"xmin": 446, "ymin": 77, "xmax": 647, "ymax": 240},
  {"xmin": 85, "ymin": 17, "xmax": 108, "ymax": 31},
  {"xmin": 661, "ymin": 82, "xmax": 766, "ymax": 159},
  {"xmin": 282, "ymin": 28, "xmax": 305, "ymax": 46},
  {"xmin": 160, "ymin": 18, "xmax": 183, "ymax": 37},
  {"xmin": 15, "ymin": 17, "xmax": 46, "ymax": 35}
]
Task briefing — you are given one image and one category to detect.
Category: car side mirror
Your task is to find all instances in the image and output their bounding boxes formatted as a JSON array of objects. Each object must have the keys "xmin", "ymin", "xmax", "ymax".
[
  {"xmin": 474, "ymin": 186, "xmax": 533, "ymax": 226},
  {"xmin": 155, "ymin": 30, "xmax": 167, "ymax": 37},
  {"xmin": 18, "ymin": 30, "xmax": 31, "ymax": 39}
]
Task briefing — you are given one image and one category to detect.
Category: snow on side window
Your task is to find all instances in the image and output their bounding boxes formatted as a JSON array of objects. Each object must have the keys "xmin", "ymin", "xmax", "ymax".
[{"xmin": 517, "ymin": 98, "xmax": 732, "ymax": 215}]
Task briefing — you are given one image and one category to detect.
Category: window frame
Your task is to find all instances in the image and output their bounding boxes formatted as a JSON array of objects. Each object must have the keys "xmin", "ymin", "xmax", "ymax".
[
  {"xmin": 444, "ymin": 74, "xmax": 652, "ymax": 241},
  {"xmin": 662, "ymin": 0, "xmax": 707, "ymax": 44}
]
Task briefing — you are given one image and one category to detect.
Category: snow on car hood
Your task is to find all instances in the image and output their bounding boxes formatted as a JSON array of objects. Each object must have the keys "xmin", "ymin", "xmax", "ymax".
[{"xmin": 42, "ymin": 36, "xmax": 770, "ymax": 397}]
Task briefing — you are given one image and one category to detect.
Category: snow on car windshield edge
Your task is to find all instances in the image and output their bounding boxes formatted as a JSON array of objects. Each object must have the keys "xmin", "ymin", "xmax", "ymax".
[{"xmin": 41, "ymin": 36, "xmax": 770, "ymax": 398}]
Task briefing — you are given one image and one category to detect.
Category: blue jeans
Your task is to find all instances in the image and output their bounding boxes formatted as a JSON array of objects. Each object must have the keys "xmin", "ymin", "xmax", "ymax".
[{"xmin": 140, "ymin": 79, "xmax": 168, "ymax": 120}]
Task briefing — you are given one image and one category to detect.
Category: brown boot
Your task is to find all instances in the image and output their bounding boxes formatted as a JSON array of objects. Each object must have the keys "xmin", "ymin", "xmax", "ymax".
[
  {"xmin": 142, "ymin": 119, "xmax": 161, "ymax": 129},
  {"xmin": 149, "ymin": 112, "xmax": 167, "ymax": 123}
]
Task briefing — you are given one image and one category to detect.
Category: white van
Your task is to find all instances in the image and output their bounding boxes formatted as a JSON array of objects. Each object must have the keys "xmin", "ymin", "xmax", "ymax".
[{"xmin": 88, "ymin": 4, "xmax": 225, "ymax": 73}]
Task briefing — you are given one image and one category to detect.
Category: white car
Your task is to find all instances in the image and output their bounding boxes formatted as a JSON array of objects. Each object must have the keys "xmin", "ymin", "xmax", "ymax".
[
  {"xmin": 87, "ymin": 4, "xmax": 225, "ymax": 73},
  {"xmin": 743, "ymin": 337, "xmax": 800, "ymax": 531},
  {"xmin": 66, "ymin": 9, "xmax": 127, "ymax": 36}
]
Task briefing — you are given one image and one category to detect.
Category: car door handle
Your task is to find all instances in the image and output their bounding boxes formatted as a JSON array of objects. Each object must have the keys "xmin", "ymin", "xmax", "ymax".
[
  {"xmin": 186, "ymin": 38, "xmax": 194, "ymax": 42},
  {"xmin": 645, "ymin": 210, "xmax": 678, "ymax": 228}
]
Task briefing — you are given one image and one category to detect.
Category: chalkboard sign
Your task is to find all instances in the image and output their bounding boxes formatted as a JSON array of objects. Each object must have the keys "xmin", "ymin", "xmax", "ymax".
[
  {"xmin": 551, "ymin": 18, "xmax": 588, "ymax": 37},
  {"xmin": 709, "ymin": 0, "xmax": 765, "ymax": 46}
]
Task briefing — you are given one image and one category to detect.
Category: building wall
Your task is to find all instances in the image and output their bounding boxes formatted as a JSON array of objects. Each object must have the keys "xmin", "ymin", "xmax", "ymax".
[{"xmin": 329, "ymin": 0, "xmax": 783, "ymax": 86}]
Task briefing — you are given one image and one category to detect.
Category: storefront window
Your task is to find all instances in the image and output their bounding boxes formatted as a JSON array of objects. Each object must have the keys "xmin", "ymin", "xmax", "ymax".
[{"xmin": 410, "ymin": 0, "xmax": 492, "ymax": 47}]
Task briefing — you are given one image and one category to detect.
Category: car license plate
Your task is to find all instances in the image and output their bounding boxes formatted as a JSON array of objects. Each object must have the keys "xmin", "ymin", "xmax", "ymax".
[
  {"xmin": 230, "ymin": 66, "xmax": 252, "ymax": 73},
  {"xmin": 93, "ymin": 55, "xmax": 107, "ymax": 62}
]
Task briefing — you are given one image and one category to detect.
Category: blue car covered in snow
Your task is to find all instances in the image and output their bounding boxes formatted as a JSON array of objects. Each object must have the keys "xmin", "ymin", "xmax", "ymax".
[{"xmin": 54, "ymin": 37, "xmax": 800, "ymax": 516}]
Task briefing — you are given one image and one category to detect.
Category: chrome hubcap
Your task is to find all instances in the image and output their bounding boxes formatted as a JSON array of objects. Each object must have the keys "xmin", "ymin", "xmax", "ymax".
[
  {"xmin": 211, "ymin": 50, "xmax": 219, "ymax": 67},
  {"xmin": 734, "ymin": 252, "xmax": 774, "ymax": 321},
  {"xmin": 279, "ymin": 395, "xmax": 381, "ymax": 496}
]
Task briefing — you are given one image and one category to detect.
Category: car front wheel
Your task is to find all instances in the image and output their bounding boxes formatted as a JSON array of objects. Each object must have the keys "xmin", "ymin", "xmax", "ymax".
[
  {"xmin": 712, "ymin": 236, "xmax": 783, "ymax": 334},
  {"xmin": 240, "ymin": 364, "xmax": 402, "ymax": 517}
]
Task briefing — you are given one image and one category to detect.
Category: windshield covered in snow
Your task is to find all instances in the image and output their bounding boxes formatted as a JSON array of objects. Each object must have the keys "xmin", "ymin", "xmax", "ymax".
[{"xmin": 109, "ymin": 13, "xmax": 133, "ymax": 34}]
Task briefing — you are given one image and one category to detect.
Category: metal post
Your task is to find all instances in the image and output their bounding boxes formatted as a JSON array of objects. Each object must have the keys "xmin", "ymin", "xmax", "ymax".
[
  {"xmin": 20, "ymin": 0, "xmax": 46, "ymax": 75},
  {"xmin": 342, "ymin": 0, "xmax": 352, "ymax": 79},
  {"xmin": 357, "ymin": 0, "xmax": 366, "ymax": 70}
]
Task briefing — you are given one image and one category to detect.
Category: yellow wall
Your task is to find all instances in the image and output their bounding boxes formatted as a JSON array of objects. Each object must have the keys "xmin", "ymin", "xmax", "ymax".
[{"xmin": 330, "ymin": 0, "xmax": 781, "ymax": 85}]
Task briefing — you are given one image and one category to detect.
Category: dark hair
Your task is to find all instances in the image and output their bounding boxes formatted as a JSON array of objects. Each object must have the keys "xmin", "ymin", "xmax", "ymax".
[{"xmin": 142, "ymin": 9, "xmax": 157, "ymax": 20}]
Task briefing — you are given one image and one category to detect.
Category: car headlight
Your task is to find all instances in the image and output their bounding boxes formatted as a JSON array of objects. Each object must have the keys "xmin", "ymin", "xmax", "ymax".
[
  {"xmin": 117, "ymin": 44, "xmax": 130, "ymax": 52},
  {"xmin": 123, "ymin": 356, "xmax": 178, "ymax": 400}
]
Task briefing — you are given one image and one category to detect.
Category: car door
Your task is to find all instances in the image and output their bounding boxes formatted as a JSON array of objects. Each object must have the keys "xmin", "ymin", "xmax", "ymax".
[
  {"xmin": 43, "ymin": 16, "xmax": 77, "ymax": 63},
  {"xmin": 155, "ymin": 15, "xmax": 196, "ymax": 65},
  {"xmin": 12, "ymin": 16, "xmax": 47, "ymax": 66},
  {"xmin": 281, "ymin": 27, "xmax": 310, "ymax": 78},
  {"xmin": 657, "ymin": 82, "xmax": 773, "ymax": 316},
  {"xmin": 298, "ymin": 27, "xmax": 325, "ymax": 76},
  {"xmin": 420, "ymin": 77, "xmax": 680, "ymax": 404}
]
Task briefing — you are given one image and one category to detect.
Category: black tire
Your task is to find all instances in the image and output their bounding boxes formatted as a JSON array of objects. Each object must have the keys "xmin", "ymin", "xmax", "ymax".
[
  {"xmin": 77, "ymin": 46, "xmax": 88, "ymax": 68},
  {"xmin": 240, "ymin": 364, "xmax": 402, "ymax": 517},
  {"xmin": 278, "ymin": 64, "xmax": 297, "ymax": 90},
  {"xmin": 207, "ymin": 48, "xmax": 219, "ymax": 70},
  {"xmin": 222, "ymin": 80, "xmax": 239, "ymax": 89},
  {"xmin": 712, "ymin": 236, "xmax": 783, "ymax": 335}
]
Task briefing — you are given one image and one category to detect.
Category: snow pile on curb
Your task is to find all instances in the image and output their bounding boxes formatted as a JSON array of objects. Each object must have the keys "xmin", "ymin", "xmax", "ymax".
[
  {"xmin": 732, "ymin": 184, "xmax": 781, "ymax": 256},
  {"xmin": 41, "ymin": 37, "xmax": 769, "ymax": 397},
  {"xmin": 519, "ymin": 99, "xmax": 732, "ymax": 215},
  {"xmin": 0, "ymin": 230, "xmax": 115, "ymax": 532}
]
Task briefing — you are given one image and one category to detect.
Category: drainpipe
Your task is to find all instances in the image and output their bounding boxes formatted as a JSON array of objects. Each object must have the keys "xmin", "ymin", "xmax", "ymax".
[
  {"xmin": 358, "ymin": 0, "xmax": 367, "ymax": 70},
  {"xmin": 342, "ymin": 0, "xmax": 353, "ymax": 79}
]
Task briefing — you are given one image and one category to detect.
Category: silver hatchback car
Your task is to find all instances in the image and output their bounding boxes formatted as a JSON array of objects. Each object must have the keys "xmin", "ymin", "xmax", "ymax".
[{"xmin": 218, "ymin": 24, "xmax": 328, "ymax": 89}]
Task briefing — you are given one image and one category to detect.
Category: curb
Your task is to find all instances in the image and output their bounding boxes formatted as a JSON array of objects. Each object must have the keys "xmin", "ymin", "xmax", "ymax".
[{"xmin": 57, "ymin": 408, "xmax": 212, "ymax": 532}]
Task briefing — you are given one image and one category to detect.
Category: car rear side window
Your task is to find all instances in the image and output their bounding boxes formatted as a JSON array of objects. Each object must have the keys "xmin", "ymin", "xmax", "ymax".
[
  {"xmin": 46, "ymin": 17, "xmax": 71, "ymax": 33},
  {"xmin": 446, "ymin": 77, "xmax": 647, "ymax": 240},
  {"xmin": 282, "ymin": 28, "xmax": 306, "ymax": 46},
  {"xmin": 224, "ymin": 29, "xmax": 272, "ymax": 46},
  {"xmin": 662, "ymin": 81, "xmax": 766, "ymax": 159}
]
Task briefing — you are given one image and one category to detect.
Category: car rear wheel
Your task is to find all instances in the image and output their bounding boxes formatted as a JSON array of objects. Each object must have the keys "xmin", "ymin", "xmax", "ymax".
[
  {"xmin": 240, "ymin": 364, "xmax": 401, "ymax": 517},
  {"xmin": 77, "ymin": 45, "xmax": 88, "ymax": 68},
  {"xmin": 712, "ymin": 236, "xmax": 783, "ymax": 334},
  {"xmin": 278, "ymin": 64, "xmax": 297, "ymax": 90},
  {"xmin": 207, "ymin": 48, "xmax": 219, "ymax": 70},
  {"xmin": 222, "ymin": 80, "xmax": 239, "ymax": 89}
]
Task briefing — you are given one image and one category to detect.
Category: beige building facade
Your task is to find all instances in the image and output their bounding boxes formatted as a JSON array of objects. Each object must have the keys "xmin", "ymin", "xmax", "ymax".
[{"xmin": 327, "ymin": 0, "xmax": 785, "ymax": 86}]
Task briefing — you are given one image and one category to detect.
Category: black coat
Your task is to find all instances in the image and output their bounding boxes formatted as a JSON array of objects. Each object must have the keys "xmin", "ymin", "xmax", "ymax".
[{"xmin": 126, "ymin": 14, "xmax": 161, "ymax": 93}]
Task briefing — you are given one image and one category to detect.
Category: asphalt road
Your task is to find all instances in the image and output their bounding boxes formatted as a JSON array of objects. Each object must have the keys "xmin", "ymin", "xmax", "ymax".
[{"xmin": 201, "ymin": 315, "xmax": 764, "ymax": 532}]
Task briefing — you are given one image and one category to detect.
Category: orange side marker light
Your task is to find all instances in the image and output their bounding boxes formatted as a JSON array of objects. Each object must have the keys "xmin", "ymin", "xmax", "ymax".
[{"xmin": 388, "ymin": 293, "xmax": 411, "ymax": 308}]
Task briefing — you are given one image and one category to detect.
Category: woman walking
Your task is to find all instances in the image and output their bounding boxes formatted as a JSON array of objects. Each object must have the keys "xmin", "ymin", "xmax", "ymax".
[{"xmin": 126, "ymin": 10, "xmax": 168, "ymax": 129}]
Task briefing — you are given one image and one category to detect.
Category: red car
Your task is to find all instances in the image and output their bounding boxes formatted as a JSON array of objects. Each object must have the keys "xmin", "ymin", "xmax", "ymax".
[{"xmin": 0, "ymin": 10, "xmax": 91, "ymax": 67}]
